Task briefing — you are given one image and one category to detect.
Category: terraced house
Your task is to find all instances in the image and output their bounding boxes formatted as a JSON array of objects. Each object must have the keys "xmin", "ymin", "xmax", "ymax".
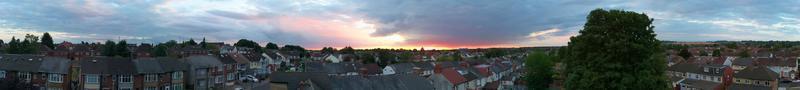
[
  {"xmin": 133, "ymin": 57, "xmax": 189, "ymax": 90},
  {"xmin": 0, "ymin": 54, "xmax": 71, "ymax": 90}
]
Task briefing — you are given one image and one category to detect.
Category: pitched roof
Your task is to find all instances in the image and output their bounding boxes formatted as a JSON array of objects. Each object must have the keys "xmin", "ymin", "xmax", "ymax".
[
  {"xmin": 728, "ymin": 84, "xmax": 771, "ymax": 90},
  {"xmin": 733, "ymin": 58, "xmax": 754, "ymax": 66},
  {"xmin": 0, "ymin": 54, "xmax": 44, "ymax": 72},
  {"xmin": 440, "ymin": 68, "xmax": 467, "ymax": 84},
  {"xmin": 80, "ymin": 57, "xmax": 137, "ymax": 75},
  {"xmin": 182, "ymin": 55, "xmax": 224, "ymax": 68},
  {"xmin": 680, "ymin": 79, "xmax": 721, "ymax": 90},
  {"xmin": 387, "ymin": 63, "xmax": 416, "ymax": 73},
  {"xmin": 134, "ymin": 58, "xmax": 164, "ymax": 74},
  {"xmin": 735, "ymin": 66, "xmax": 778, "ymax": 80},
  {"xmin": 157, "ymin": 57, "xmax": 189, "ymax": 72},
  {"xmin": 38, "ymin": 57, "xmax": 71, "ymax": 74}
]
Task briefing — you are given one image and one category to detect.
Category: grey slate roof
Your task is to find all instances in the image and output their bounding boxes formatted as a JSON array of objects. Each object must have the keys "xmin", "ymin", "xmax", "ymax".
[
  {"xmin": 0, "ymin": 54, "xmax": 44, "ymax": 72},
  {"xmin": 134, "ymin": 58, "xmax": 164, "ymax": 74},
  {"xmin": 80, "ymin": 57, "xmax": 137, "ymax": 75},
  {"xmin": 157, "ymin": 57, "xmax": 189, "ymax": 72},
  {"xmin": 182, "ymin": 55, "xmax": 224, "ymax": 68},
  {"xmin": 387, "ymin": 63, "xmax": 415, "ymax": 74},
  {"xmin": 412, "ymin": 62, "xmax": 434, "ymax": 70},
  {"xmin": 733, "ymin": 58, "xmax": 754, "ymax": 66},
  {"xmin": 38, "ymin": 57, "xmax": 71, "ymax": 74},
  {"xmin": 728, "ymin": 84, "xmax": 771, "ymax": 90},
  {"xmin": 735, "ymin": 66, "xmax": 778, "ymax": 81},
  {"xmin": 270, "ymin": 72, "xmax": 434, "ymax": 90},
  {"xmin": 681, "ymin": 79, "xmax": 721, "ymax": 90}
]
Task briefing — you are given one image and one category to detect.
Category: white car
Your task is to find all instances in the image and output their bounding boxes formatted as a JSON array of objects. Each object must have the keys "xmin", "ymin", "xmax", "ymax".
[{"xmin": 240, "ymin": 75, "xmax": 259, "ymax": 82}]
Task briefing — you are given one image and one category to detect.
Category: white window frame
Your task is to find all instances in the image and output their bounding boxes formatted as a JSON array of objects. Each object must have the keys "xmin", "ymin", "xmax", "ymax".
[
  {"xmin": 145, "ymin": 74, "xmax": 158, "ymax": 82},
  {"xmin": 86, "ymin": 74, "xmax": 99, "ymax": 84},
  {"xmin": 48, "ymin": 74, "xmax": 63, "ymax": 83},
  {"xmin": 173, "ymin": 83, "xmax": 183, "ymax": 90},
  {"xmin": 120, "ymin": 75, "xmax": 133, "ymax": 83},
  {"xmin": 0, "ymin": 70, "xmax": 5, "ymax": 78},
  {"xmin": 172, "ymin": 72, "xmax": 183, "ymax": 80},
  {"xmin": 144, "ymin": 87, "xmax": 157, "ymax": 90},
  {"xmin": 18, "ymin": 72, "xmax": 31, "ymax": 81}
]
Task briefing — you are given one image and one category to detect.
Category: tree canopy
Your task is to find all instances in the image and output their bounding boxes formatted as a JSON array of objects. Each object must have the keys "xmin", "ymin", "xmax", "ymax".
[
  {"xmin": 41, "ymin": 32, "xmax": 54, "ymax": 49},
  {"xmin": 265, "ymin": 42, "xmax": 279, "ymax": 50},
  {"xmin": 562, "ymin": 9, "xmax": 668, "ymax": 89},
  {"xmin": 525, "ymin": 51, "xmax": 554, "ymax": 90},
  {"xmin": 678, "ymin": 49, "xmax": 692, "ymax": 60},
  {"xmin": 321, "ymin": 47, "xmax": 336, "ymax": 54},
  {"xmin": 234, "ymin": 39, "xmax": 264, "ymax": 53},
  {"xmin": 340, "ymin": 46, "xmax": 355, "ymax": 54}
]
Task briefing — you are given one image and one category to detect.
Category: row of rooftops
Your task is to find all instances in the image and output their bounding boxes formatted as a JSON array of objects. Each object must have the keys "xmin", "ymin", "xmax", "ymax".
[
  {"xmin": 669, "ymin": 63, "xmax": 779, "ymax": 81},
  {"xmin": 0, "ymin": 53, "xmax": 273, "ymax": 75},
  {"xmin": 0, "ymin": 54, "xmax": 70, "ymax": 74},
  {"xmin": 270, "ymin": 72, "xmax": 434, "ymax": 90}
]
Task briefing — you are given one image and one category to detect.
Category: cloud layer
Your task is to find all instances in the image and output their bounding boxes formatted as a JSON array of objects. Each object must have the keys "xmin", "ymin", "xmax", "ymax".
[{"xmin": 0, "ymin": 0, "xmax": 798, "ymax": 49}]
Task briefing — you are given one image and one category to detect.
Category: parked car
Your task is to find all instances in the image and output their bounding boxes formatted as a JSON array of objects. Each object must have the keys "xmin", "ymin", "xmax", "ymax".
[{"xmin": 240, "ymin": 75, "xmax": 259, "ymax": 82}]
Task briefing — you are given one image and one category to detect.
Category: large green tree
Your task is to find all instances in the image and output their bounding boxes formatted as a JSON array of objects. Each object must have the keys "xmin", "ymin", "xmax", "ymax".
[
  {"xmin": 525, "ymin": 51, "xmax": 554, "ymax": 90},
  {"xmin": 562, "ymin": 9, "xmax": 668, "ymax": 89},
  {"xmin": 678, "ymin": 49, "xmax": 692, "ymax": 60},
  {"xmin": 340, "ymin": 46, "xmax": 355, "ymax": 54},
  {"xmin": 234, "ymin": 39, "xmax": 263, "ymax": 53},
  {"xmin": 41, "ymin": 32, "xmax": 54, "ymax": 49},
  {"xmin": 265, "ymin": 42, "xmax": 279, "ymax": 50},
  {"xmin": 152, "ymin": 44, "xmax": 169, "ymax": 57},
  {"xmin": 116, "ymin": 40, "xmax": 131, "ymax": 57},
  {"xmin": 102, "ymin": 40, "xmax": 116, "ymax": 56}
]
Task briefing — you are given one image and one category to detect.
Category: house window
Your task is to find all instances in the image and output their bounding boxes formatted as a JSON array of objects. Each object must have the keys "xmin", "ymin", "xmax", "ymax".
[
  {"xmin": 173, "ymin": 84, "xmax": 183, "ymax": 90},
  {"xmin": 120, "ymin": 75, "xmax": 132, "ymax": 83},
  {"xmin": 196, "ymin": 69, "xmax": 207, "ymax": 76},
  {"xmin": 215, "ymin": 76, "xmax": 223, "ymax": 83},
  {"xmin": 144, "ymin": 87, "xmax": 157, "ymax": 90},
  {"xmin": 173, "ymin": 72, "xmax": 183, "ymax": 80},
  {"xmin": 86, "ymin": 74, "xmax": 99, "ymax": 84},
  {"xmin": 48, "ymin": 74, "xmax": 63, "ymax": 83},
  {"xmin": 145, "ymin": 74, "xmax": 158, "ymax": 82},
  {"xmin": 18, "ymin": 72, "xmax": 31, "ymax": 81},
  {"xmin": 227, "ymin": 73, "xmax": 235, "ymax": 81},
  {"xmin": 0, "ymin": 70, "xmax": 5, "ymax": 78}
]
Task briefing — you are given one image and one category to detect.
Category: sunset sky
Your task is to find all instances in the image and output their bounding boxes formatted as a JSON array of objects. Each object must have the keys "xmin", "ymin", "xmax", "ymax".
[{"xmin": 0, "ymin": 0, "xmax": 798, "ymax": 49}]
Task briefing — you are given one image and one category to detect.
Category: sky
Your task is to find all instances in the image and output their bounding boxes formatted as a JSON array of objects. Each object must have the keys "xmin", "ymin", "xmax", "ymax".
[{"xmin": 0, "ymin": 0, "xmax": 798, "ymax": 50}]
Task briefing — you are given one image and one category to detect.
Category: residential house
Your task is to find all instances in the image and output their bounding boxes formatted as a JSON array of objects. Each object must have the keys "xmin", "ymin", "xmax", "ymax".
[
  {"xmin": 755, "ymin": 57, "xmax": 798, "ymax": 79},
  {"xmin": 733, "ymin": 58, "xmax": 755, "ymax": 72},
  {"xmin": 133, "ymin": 57, "xmax": 189, "ymax": 90},
  {"xmin": 667, "ymin": 63, "xmax": 734, "ymax": 90},
  {"xmin": 304, "ymin": 62, "xmax": 361, "ymax": 76},
  {"xmin": 132, "ymin": 44, "xmax": 152, "ymax": 58},
  {"xmin": 413, "ymin": 62, "xmax": 435, "ymax": 76},
  {"xmin": 383, "ymin": 63, "xmax": 415, "ymax": 75},
  {"xmin": 730, "ymin": 66, "xmax": 779, "ymax": 90},
  {"xmin": 217, "ymin": 54, "xmax": 245, "ymax": 87},
  {"xmin": 0, "ymin": 54, "xmax": 72, "ymax": 90},
  {"xmin": 244, "ymin": 54, "xmax": 268, "ymax": 78},
  {"xmin": 79, "ymin": 57, "xmax": 137, "ymax": 90},
  {"xmin": 47, "ymin": 42, "xmax": 101, "ymax": 60},
  {"xmin": 430, "ymin": 67, "xmax": 467, "ymax": 90},
  {"xmin": 171, "ymin": 46, "xmax": 208, "ymax": 58},
  {"xmin": 182, "ymin": 55, "xmax": 224, "ymax": 90}
]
